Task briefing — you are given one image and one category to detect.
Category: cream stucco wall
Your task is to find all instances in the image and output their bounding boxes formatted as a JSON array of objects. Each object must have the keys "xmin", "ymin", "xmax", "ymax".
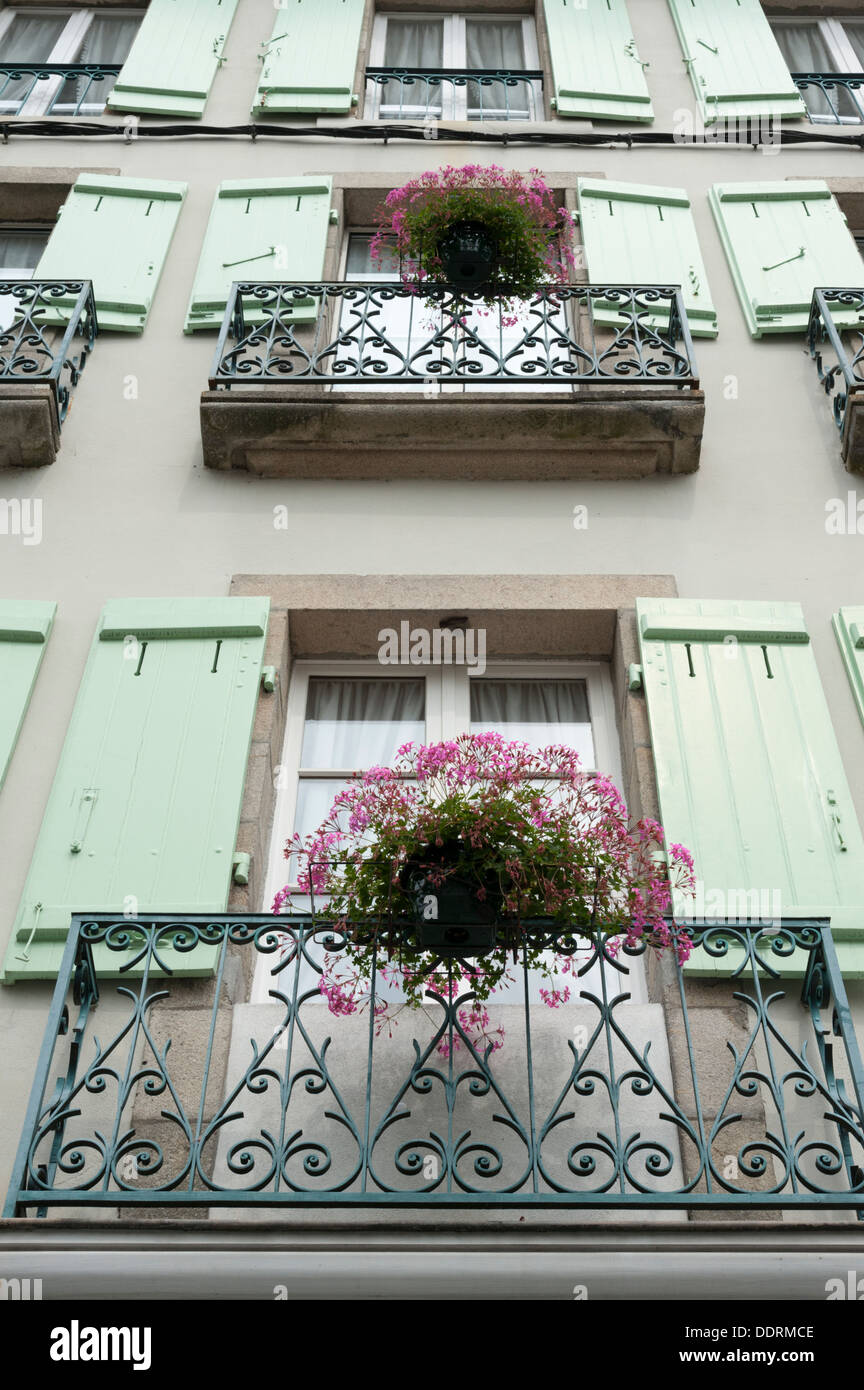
[{"xmin": 1, "ymin": 0, "xmax": 864, "ymax": 1223}]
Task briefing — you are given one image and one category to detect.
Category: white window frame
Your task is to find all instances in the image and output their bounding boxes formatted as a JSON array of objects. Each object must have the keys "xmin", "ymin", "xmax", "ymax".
[
  {"xmin": 337, "ymin": 227, "xmax": 575, "ymax": 396},
  {"xmin": 366, "ymin": 10, "xmax": 541, "ymax": 122},
  {"xmin": 262, "ymin": 658, "xmax": 620, "ymax": 902},
  {"xmin": 0, "ymin": 6, "xmax": 142, "ymax": 117},
  {"xmin": 254, "ymin": 656, "xmax": 640, "ymax": 1006},
  {"xmin": 771, "ymin": 15, "xmax": 864, "ymax": 124}
]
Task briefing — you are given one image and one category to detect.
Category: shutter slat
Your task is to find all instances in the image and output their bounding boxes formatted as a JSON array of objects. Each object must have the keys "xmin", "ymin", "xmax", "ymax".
[
  {"xmin": 2, "ymin": 597, "xmax": 269, "ymax": 982},
  {"xmin": 637, "ymin": 597, "xmax": 864, "ymax": 976},
  {"xmin": 710, "ymin": 180, "xmax": 864, "ymax": 337},
  {"xmin": 33, "ymin": 175, "xmax": 187, "ymax": 334},
  {"xmin": 666, "ymin": 0, "xmax": 806, "ymax": 122},
  {"xmin": 253, "ymin": 0, "xmax": 365, "ymax": 116},
  {"xmin": 578, "ymin": 178, "xmax": 717, "ymax": 338},
  {"xmin": 184, "ymin": 177, "xmax": 333, "ymax": 333},
  {"xmin": 542, "ymin": 0, "xmax": 653, "ymax": 122},
  {"xmin": 0, "ymin": 601, "xmax": 56, "ymax": 793},
  {"xmin": 835, "ymin": 606, "xmax": 864, "ymax": 728},
  {"xmin": 107, "ymin": 0, "xmax": 240, "ymax": 118}
]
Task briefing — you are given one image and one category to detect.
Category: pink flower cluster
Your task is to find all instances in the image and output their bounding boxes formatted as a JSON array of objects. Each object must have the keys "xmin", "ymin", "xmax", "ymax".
[
  {"xmin": 370, "ymin": 163, "xmax": 577, "ymax": 309},
  {"xmin": 274, "ymin": 732, "xmax": 696, "ymax": 1046}
]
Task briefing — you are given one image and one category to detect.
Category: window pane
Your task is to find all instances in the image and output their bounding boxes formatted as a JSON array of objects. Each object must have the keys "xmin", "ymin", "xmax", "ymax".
[
  {"xmin": 383, "ymin": 18, "xmax": 444, "ymax": 68},
  {"xmin": 0, "ymin": 230, "xmax": 49, "ymax": 273},
  {"xmin": 843, "ymin": 22, "xmax": 864, "ymax": 69},
  {"xmin": 772, "ymin": 23, "xmax": 860, "ymax": 119},
  {"xmin": 293, "ymin": 777, "xmax": 353, "ymax": 849},
  {"xmin": 465, "ymin": 20, "xmax": 526, "ymax": 70},
  {"xmin": 0, "ymin": 14, "xmax": 67, "ymax": 60},
  {"xmin": 54, "ymin": 14, "xmax": 141, "ymax": 112},
  {"xmin": 0, "ymin": 229, "xmax": 50, "ymax": 331},
  {"xmin": 465, "ymin": 20, "xmax": 531, "ymax": 118},
  {"xmin": 470, "ymin": 678, "xmax": 595, "ymax": 765},
  {"xmin": 0, "ymin": 13, "xmax": 68, "ymax": 109},
  {"xmin": 346, "ymin": 232, "xmax": 400, "ymax": 277},
  {"xmin": 301, "ymin": 677, "xmax": 425, "ymax": 768}
]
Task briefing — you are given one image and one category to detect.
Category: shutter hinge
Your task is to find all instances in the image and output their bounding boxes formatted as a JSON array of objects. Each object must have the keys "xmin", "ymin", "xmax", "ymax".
[
  {"xmin": 628, "ymin": 663, "xmax": 643, "ymax": 693},
  {"xmin": 261, "ymin": 665, "xmax": 277, "ymax": 693},
  {"xmin": 351, "ymin": 93, "xmax": 359, "ymax": 107},
  {"xmin": 329, "ymin": 209, "xmax": 339, "ymax": 225},
  {"xmin": 232, "ymin": 851, "xmax": 251, "ymax": 886}
]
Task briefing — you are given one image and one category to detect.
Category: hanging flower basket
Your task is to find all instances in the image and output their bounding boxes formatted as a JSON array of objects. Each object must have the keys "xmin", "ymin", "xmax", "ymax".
[
  {"xmin": 274, "ymin": 734, "xmax": 695, "ymax": 1046},
  {"xmin": 371, "ymin": 164, "xmax": 577, "ymax": 307}
]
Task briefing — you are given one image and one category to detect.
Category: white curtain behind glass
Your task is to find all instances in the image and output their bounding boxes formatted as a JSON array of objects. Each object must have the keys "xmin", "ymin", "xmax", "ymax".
[
  {"xmin": 465, "ymin": 20, "xmax": 525, "ymax": 69},
  {"xmin": 466, "ymin": 20, "xmax": 530, "ymax": 118},
  {"xmin": 383, "ymin": 19, "xmax": 443, "ymax": 68},
  {"xmin": 301, "ymin": 677, "xmax": 425, "ymax": 769},
  {"xmin": 380, "ymin": 19, "xmax": 444, "ymax": 118},
  {"xmin": 471, "ymin": 679, "xmax": 595, "ymax": 767},
  {"xmin": 57, "ymin": 14, "xmax": 140, "ymax": 112},
  {"xmin": 0, "ymin": 14, "xmax": 67, "ymax": 109},
  {"xmin": 772, "ymin": 24, "xmax": 857, "ymax": 118},
  {"xmin": 292, "ymin": 676, "xmax": 424, "ymax": 885}
]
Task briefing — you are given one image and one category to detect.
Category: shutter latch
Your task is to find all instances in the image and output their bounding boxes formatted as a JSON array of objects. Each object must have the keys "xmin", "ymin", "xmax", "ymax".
[
  {"xmin": 70, "ymin": 788, "xmax": 98, "ymax": 854},
  {"xmin": 827, "ymin": 790, "xmax": 847, "ymax": 852},
  {"xmin": 762, "ymin": 248, "xmax": 806, "ymax": 273}
]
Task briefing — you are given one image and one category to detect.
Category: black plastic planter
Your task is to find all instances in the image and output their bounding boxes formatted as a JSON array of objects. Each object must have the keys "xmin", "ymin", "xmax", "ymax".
[
  {"xmin": 400, "ymin": 839, "xmax": 503, "ymax": 955},
  {"xmin": 436, "ymin": 220, "xmax": 499, "ymax": 291}
]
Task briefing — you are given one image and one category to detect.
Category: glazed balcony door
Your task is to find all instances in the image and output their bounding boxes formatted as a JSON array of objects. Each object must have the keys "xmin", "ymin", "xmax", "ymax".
[{"xmin": 255, "ymin": 661, "xmax": 644, "ymax": 1008}]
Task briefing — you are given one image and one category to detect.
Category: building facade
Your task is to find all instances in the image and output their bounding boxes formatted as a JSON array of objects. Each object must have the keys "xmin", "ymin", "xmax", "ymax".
[{"xmin": 1, "ymin": 0, "xmax": 864, "ymax": 1299}]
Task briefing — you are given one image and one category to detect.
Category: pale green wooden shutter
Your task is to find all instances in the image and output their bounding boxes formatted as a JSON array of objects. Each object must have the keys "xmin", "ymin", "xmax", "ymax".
[
  {"xmin": 33, "ymin": 175, "xmax": 187, "ymax": 333},
  {"xmin": 577, "ymin": 178, "xmax": 717, "ymax": 337},
  {"xmin": 835, "ymin": 607, "xmax": 864, "ymax": 728},
  {"xmin": 666, "ymin": 0, "xmax": 806, "ymax": 123},
  {"xmin": 542, "ymin": 0, "xmax": 653, "ymax": 122},
  {"xmin": 0, "ymin": 601, "xmax": 56, "ymax": 794},
  {"xmin": 710, "ymin": 181, "xmax": 864, "ymax": 337},
  {"xmin": 106, "ymin": 0, "xmax": 240, "ymax": 118},
  {"xmin": 184, "ymin": 177, "xmax": 334, "ymax": 332},
  {"xmin": 253, "ymin": 0, "xmax": 365, "ymax": 116},
  {"xmin": 637, "ymin": 598, "xmax": 864, "ymax": 976},
  {"xmin": 2, "ymin": 598, "xmax": 269, "ymax": 983}
]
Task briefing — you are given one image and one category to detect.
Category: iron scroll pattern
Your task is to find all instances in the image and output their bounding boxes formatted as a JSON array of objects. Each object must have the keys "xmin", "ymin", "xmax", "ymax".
[
  {"xmin": 0, "ymin": 281, "xmax": 97, "ymax": 422},
  {"xmin": 5, "ymin": 915, "xmax": 864, "ymax": 1215},
  {"xmin": 364, "ymin": 67, "xmax": 543, "ymax": 122},
  {"xmin": 209, "ymin": 283, "xmax": 699, "ymax": 390},
  {"xmin": 791, "ymin": 73, "xmax": 864, "ymax": 124},
  {"xmin": 0, "ymin": 63, "xmax": 123, "ymax": 116}
]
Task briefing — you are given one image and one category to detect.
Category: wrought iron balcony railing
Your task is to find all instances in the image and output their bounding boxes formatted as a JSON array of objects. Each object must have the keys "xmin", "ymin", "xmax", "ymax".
[
  {"xmin": 6, "ymin": 914, "xmax": 864, "ymax": 1216},
  {"xmin": 209, "ymin": 283, "xmax": 699, "ymax": 391},
  {"xmin": 807, "ymin": 288, "xmax": 864, "ymax": 446},
  {"xmin": 791, "ymin": 73, "xmax": 864, "ymax": 124},
  {"xmin": 364, "ymin": 67, "xmax": 543, "ymax": 121},
  {"xmin": 0, "ymin": 63, "xmax": 123, "ymax": 116},
  {"xmin": 0, "ymin": 281, "xmax": 97, "ymax": 423}
]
